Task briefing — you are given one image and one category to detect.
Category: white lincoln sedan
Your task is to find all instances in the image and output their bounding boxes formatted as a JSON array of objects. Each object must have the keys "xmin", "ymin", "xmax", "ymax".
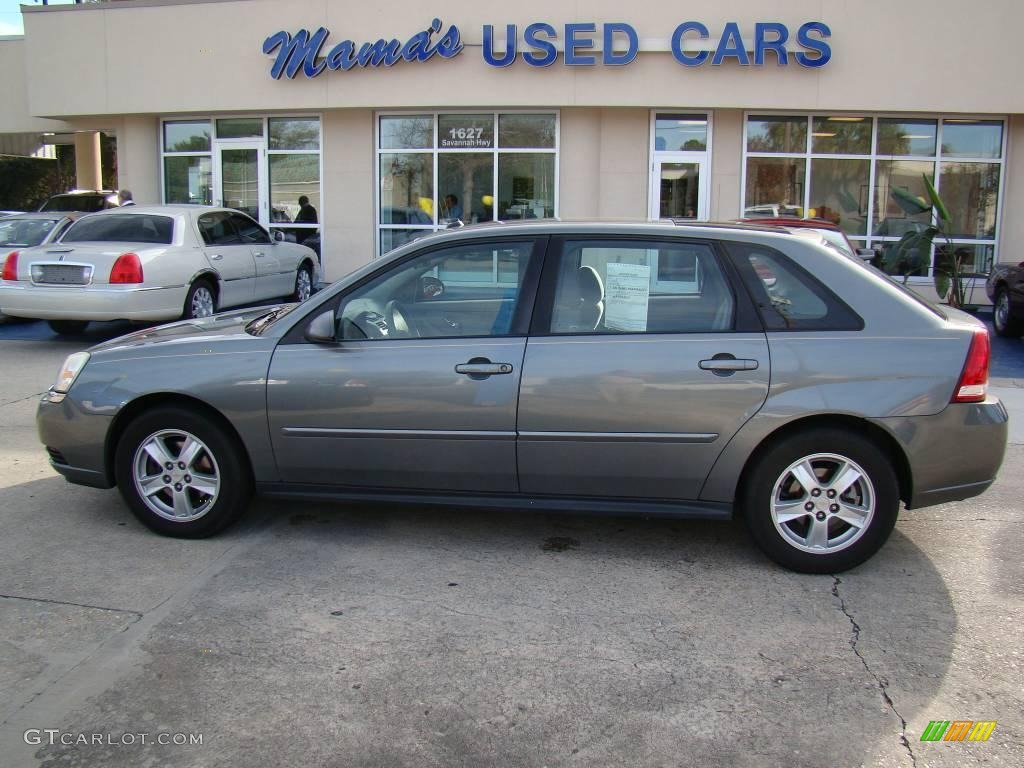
[{"xmin": 0, "ymin": 205, "xmax": 319, "ymax": 335}]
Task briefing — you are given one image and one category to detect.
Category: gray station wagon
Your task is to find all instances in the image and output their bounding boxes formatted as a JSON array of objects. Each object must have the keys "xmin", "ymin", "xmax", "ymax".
[{"xmin": 37, "ymin": 221, "xmax": 1007, "ymax": 572}]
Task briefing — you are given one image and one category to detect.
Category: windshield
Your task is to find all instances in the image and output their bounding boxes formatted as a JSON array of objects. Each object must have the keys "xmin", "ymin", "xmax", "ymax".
[
  {"xmin": 0, "ymin": 217, "xmax": 62, "ymax": 248},
  {"xmin": 62, "ymin": 215, "xmax": 175, "ymax": 245},
  {"xmin": 39, "ymin": 195, "xmax": 109, "ymax": 213}
]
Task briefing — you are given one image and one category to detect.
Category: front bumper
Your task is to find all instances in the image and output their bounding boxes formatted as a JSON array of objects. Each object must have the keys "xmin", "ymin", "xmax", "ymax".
[
  {"xmin": 0, "ymin": 282, "xmax": 187, "ymax": 321},
  {"xmin": 878, "ymin": 397, "xmax": 1008, "ymax": 509},
  {"xmin": 37, "ymin": 391, "xmax": 116, "ymax": 489}
]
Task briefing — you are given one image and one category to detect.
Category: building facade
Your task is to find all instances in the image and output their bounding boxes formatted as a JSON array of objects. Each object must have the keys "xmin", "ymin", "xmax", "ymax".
[{"xmin": 2, "ymin": 0, "xmax": 1023, "ymax": 301}]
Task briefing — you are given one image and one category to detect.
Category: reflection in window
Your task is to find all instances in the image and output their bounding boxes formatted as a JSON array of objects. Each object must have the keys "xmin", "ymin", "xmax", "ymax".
[
  {"xmin": 438, "ymin": 114, "xmax": 494, "ymax": 149},
  {"xmin": 747, "ymin": 116, "xmax": 807, "ymax": 153},
  {"xmin": 654, "ymin": 115, "xmax": 708, "ymax": 151},
  {"xmin": 439, "ymin": 153, "xmax": 493, "ymax": 224},
  {"xmin": 498, "ymin": 114, "xmax": 556, "ymax": 148},
  {"xmin": 380, "ymin": 228, "xmax": 426, "ymax": 254},
  {"xmin": 164, "ymin": 156, "xmax": 212, "ymax": 205},
  {"xmin": 939, "ymin": 162, "xmax": 1000, "ymax": 239},
  {"xmin": 216, "ymin": 118, "xmax": 263, "ymax": 139},
  {"xmin": 941, "ymin": 120, "xmax": 1002, "ymax": 159},
  {"xmin": 163, "ymin": 121, "xmax": 211, "ymax": 152},
  {"xmin": 380, "ymin": 116, "xmax": 433, "ymax": 149},
  {"xmin": 269, "ymin": 155, "xmax": 320, "ymax": 224},
  {"xmin": 269, "ymin": 118, "xmax": 320, "ymax": 150},
  {"xmin": 809, "ymin": 158, "xmax": 869, "ymax": 235},
  {"xmin": 876, "ymin": 119, "xmax": 936, "ymax": 156},
  {"xmin": 744, "ymin": 157, "xmax": 805, "ymax": 217},
  {"xmin": 872, "ymin": 160, "xmax": 934, "ymax": 237},
  {"xmin": 658, "ymin": 163, "xmax": 700, "ymax": 218},
  {"xmin": 811, "ymin": 117, "xmax": 871, "ymax": 154},
  {"xmin": 498, "ymin": 154, "xmax": 555, "ymax": 220},
  {"xmin": 379, "ymin": 154, "xmax": 434, "ymax": 224},
  {"xmin": 935, "ymin": 243, "xmax": 994, "ymax": 277}
]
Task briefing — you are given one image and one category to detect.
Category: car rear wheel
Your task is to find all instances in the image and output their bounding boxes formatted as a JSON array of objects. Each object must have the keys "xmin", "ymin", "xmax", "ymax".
[
  {"xmin": 183, "ymin": 279, "xmax": 217, "ymax": 320},
  {"xmin": 115, "ymin": 406, "xmax": 251, "ymax": 538},
  {"xmin": 48, "ymin": 320, "xmax": 89, "ymax": 336},
  {"xmin": 993, "ymin": 288, "xmax": 1023, "ymax": 338},
  {"xmin": 292, "ymin": 263, "xmax": 313, "ymax": 303},
  {"xmin": 742, "ymin": 428, "xmax": 899, "ymax": 573}
]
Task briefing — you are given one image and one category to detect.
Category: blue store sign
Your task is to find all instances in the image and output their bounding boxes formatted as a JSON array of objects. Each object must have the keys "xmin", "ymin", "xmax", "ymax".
[{"xmin": 263, "ymin": 19, "xmax": 831, "ymax": 80}]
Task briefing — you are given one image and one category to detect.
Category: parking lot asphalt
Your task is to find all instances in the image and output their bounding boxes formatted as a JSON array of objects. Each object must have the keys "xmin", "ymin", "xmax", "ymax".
[{"xmin": 0, "ymin": 319, "xmax": 1021, "ymax": 767}]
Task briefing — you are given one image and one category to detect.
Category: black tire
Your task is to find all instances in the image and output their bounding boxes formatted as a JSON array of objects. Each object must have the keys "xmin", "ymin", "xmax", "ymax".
[
  {"xmin": 741, "ymin": 428, "xmax": 899, "ymax": 573},
  {"xmin": 182, "ymin": 278, "xmax": 217, "ymax": 320},
  {"xmin": 114, "ymin": 406, "xmax": 252, "ymax": 538},
  {"xmin": 48, "ymin": 320, "xmax": 89, "ymax": 335},
  {"xmin": 292, "ymin": 262, "xmax": 313, "ymax": 302},
  {"xmin": 992, "ymin": 288, "xmax": 1023, "ymax": 338}
]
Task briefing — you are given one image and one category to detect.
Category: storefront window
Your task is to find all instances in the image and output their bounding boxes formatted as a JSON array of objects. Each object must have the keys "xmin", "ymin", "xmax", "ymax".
[
  {"xmin": 935, "ymin": 243, "xmax": 994, "ymax": 276},
  {"xmin": 216, "ymin": 118, "xmax": 263, "ymax": 139},
  {"xmin": 269, "ymin": 155, "xmax": 320, "ymax": 224},
  {"xmin": 269, "ymin": 118, "xmax": 320, "ymax": 150},
  {"xmin": 746, "ymin": 116, "xmax": 807, "ymax": 154},
  {"xmin": 877, "ymin": 119, "xmax": 936, "ymax": 157},
  {"xmin": 941, "ymin": 120, "xmax": 1003, "ymax": 159},
  {"xmin": 164, "ymin": 155, "xmax": 212, "ymax": 205},
  {"xmin": 743, "ymin": 113, "xmax": 1005, "ymax": 279},
  {"xmin": 811, "ymin": 116, "xmax": 871, "ymax": 155},
  {"xmin": 655, "ymin": 115, "xmax": 708, "ymax": 152},
  {"xmin": 376, "ymin": 112, "xmax": 558, "ymax": 256},
  {"xmin": 744, "ymin": 157, "xmax": 805, "ymax": 217},
  {"xmin": 809, "ymin": 159, "xmax": 869, "ymax": 235},
  {"xmin": 164, "ymin": 120, "xmax": 210, "ymax": 152}
]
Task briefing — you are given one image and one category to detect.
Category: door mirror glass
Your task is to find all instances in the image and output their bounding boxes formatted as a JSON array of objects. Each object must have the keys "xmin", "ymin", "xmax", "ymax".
[
  {"xmin": 273, "ymin": 229, "xmax": 286, "ymax": 242},
  {"xmin": 305, "ymin": 310, "xmax": 337, "ymax": 344}
]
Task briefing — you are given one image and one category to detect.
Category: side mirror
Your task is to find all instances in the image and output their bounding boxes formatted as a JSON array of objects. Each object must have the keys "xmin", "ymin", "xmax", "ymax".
[
  {"xmin": 856, "ymin": 248, "xmax": 876, "ymax": 262},
  {"xmin": 273, "ymin": 230, "xmax": 286, "ymax": 242},
  {"xmin": 304, "ymin": 310, "xmax": 336, "ymax": 344}
]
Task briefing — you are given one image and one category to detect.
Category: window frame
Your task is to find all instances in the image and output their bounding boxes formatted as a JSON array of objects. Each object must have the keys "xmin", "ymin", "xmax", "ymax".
[
  {"xmin": 648, "ymin": 110, "xmax": 714, "ymax": 223},
  {"xmin": 530, "ymin": 235, "xmax": 763, "ymax": 337},
  {"xmin": 739, "ymin": 111, "xmax": 1008, "ymax": 281},
  {"xmin": 374, "ymin": 110, "xmax": 560, "ymax": 261}
]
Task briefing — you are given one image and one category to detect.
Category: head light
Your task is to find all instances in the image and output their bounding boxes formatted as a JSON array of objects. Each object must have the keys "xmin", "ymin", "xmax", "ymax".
[{"xmin": 53, "ymin": 352, "xmax": 90, "ymax": 394}]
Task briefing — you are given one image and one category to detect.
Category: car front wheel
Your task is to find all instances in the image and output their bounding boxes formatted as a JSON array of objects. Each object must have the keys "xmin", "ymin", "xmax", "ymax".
[
  {"xmin": 993, "ymin": 288, "xmax": 1023, "ymax": 338},
  {"xmin": 115, "ymin": 406, "xmax": 251, "ymax": 537},
  {"xmin": 742, "ymin": 428, "xmax": 899, "ymax": 573},
  {"xmin": 292, "ymin": 263, "xmax": 313, "ymax": 303}
]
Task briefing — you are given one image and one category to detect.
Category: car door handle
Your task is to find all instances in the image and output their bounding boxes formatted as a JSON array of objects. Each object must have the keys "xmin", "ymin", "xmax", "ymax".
[
  {"xmin": 254, "ymin": 251, "xmax": 265, "ymax": 257},
  {"xmin": 455, "ymin": 359, "xmax": 514, "ymax": 378},
  {"xmin": 699, "ymin": 357, "xmax": 759, "ymax": 373},
  {"xmin": 209, "ymin": 253, "xmax": 223, "ymax": 261}
]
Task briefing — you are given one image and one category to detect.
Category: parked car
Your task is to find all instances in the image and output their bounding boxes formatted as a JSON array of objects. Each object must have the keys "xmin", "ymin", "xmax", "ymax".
[
  {"xmin": 0, "ymin": 205, "xmax": 319, "ymax": 335},
  {"xmin": 38, "ymin": 190, "xmax": 121, "ymax": 213},
  {"xmin": 986, "ymin": 262, "xmax": 1024, "ymax": 337},
  {"xmin": 37, "ymin": 221, "xmax": 1005, "ymax": 573},
  {"xmin": 0, "ymin": 212, "xmax": 79, "ymax": 250}
]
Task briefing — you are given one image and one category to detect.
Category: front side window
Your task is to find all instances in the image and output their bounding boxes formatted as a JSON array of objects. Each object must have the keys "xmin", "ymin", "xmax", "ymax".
[
  {"xmin": 547, "ymin": 240, "xmax": 734, "ymax": 335},
  {"xmin": 229, "ymin": 213, "xmax": 271, "ymax": 245},
  {"xmin": 62, "ymin": 215, "xmax": 174, "ymax": 245},
  {"xmin": 197, "ymin": 211, "xmax": 240, "ymax": 246},
  {"xmin": 335, "ymin": 240, "xmax": 536, "ymax": 341}
]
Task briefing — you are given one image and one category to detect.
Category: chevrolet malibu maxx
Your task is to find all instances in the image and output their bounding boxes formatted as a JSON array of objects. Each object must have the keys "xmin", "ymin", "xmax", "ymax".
[{"xmin": 37, "ymin": 222, "xmax": 1006, "ymax": 572}]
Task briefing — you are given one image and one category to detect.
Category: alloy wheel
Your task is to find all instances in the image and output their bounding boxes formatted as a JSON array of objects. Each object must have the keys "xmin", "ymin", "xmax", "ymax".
[
  {"xmin": 191, "ymin": 286, "xmax": 215, "ymax": 318},
  {"xmin": 132, "ymin": 429, "xmax": 221, "ymax": 522},
  {"xmin": 296, "ymin": 269, "xmax": 312, "ymax": 301}
]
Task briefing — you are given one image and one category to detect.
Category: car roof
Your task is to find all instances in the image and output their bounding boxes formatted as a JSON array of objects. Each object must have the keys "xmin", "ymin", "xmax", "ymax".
[
  {"xmin": 423, "ymin": 218, "xmax": 794, "ymax": 239},
  {"xmin": 736, "ymin": 216, "xmax": 842, "ymax": 231},
  {"xmin": 0, "ymin": 211, "xmax": 78, "ymax": 221},
  {"xmin": 86, "ymin": 205, "xmax": 232, "ymax": 217}
]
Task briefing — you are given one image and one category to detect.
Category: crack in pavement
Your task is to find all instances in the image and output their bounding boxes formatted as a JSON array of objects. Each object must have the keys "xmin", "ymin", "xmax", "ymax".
[
  {"xmin": 831, "ymin": 576, "xmax": 917, "ymax": 768},
  {"xmin": 0, "ymin": 391, "xmax": 47, "ymax": 409},
  {"xmin": 0, "ymin": 594, "xmax": 144, "ymax": 618}
]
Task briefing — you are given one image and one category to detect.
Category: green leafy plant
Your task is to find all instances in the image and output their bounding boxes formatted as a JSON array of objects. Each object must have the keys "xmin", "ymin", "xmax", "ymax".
[{"xmin": 884, "ymin": 175, "xmax": 967, "ymax": 307}]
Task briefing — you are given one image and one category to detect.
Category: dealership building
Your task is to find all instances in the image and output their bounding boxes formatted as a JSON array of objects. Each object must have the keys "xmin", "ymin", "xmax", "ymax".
[{"xmin": 1, "ymin": 0, "xmax": 1022, "ymax": 298}]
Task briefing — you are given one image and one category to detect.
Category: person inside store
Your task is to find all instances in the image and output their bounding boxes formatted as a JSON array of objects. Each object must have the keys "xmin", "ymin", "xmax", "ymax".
[
  {"xmin": 441, "ymin": 194, "xmax": 463, "ymax": 222},
  {"xmin": 294, "ymin": 195, "xmax": 318, "ymax": 224}
]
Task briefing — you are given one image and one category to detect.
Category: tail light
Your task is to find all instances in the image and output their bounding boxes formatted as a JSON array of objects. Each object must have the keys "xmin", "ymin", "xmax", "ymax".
[
  {"xmin": 2, "ymin": 251, "xmax": 19, "ymax": 281},
  {"xmin": 952, "ymin": 327, "xmax": 990, "ymax": 403},
  {"xmin": 109, "ymin": 252, "xmax": 143, "ymax": 284}
]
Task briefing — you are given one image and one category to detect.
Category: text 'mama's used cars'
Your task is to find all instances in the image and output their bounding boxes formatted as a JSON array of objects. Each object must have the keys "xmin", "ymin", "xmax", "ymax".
[
  {"xmin": 0, "ymin": 205, "xmax": 319, "ymax": 335},
  {"xmin": 37, "ymin": 221, "xmax": 1005, "ymax": 572}
]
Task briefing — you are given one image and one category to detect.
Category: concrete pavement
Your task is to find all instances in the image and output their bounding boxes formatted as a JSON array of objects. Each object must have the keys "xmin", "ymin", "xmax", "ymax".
[{"xmin": 0, "ymin": 328, "xmax": 1020, "ymax": 767}]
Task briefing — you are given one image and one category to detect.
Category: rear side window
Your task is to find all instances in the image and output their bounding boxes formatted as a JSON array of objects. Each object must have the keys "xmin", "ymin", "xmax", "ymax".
[
  {"xmin": 62, "ymin": 214, "xmax": 175, "ymax": 245},
  {"xmin": 725, "ymin": 241, "xmax": 863, "ymax": 331},
  {"xmin": 546, "ymin": 239, "xmax": 735, "ymax": 334}
]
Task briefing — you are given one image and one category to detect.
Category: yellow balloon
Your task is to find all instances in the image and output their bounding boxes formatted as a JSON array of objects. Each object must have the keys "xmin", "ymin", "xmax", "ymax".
[{"xmin": 481, "ymin": 195, "xmax": 494, "ymax": 206}]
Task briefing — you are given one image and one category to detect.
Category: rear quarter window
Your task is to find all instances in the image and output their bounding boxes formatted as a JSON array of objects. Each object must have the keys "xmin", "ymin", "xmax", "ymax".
[
  {"xmin": 61, "ymin": 215, "xmax": 175, "ymax": 245},
  {"xmin": 725, "ymin": 240, "xmax": 863, "ymax": 331}
]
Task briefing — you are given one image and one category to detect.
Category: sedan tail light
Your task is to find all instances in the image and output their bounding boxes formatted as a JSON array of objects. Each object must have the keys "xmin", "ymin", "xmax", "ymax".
[
  {"xmin": 952, "ymin": 327, "xmax": 990, "ymax": 403},
  {"xmin": 2, "ymin": 251, "xmax": 19, "ymax": 281},
  {"xmin": 109, "ymin": 252, "xmax": 143, "ymax": 284}
]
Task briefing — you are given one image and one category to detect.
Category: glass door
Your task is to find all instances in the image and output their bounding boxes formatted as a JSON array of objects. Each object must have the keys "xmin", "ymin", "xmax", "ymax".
[
  {"xmin": 649, "ymin": 154, "xmax": 707, "ymax": 221},
  {"xmin": 214, "ymin": 141, "xmax": 267, "ymax": 225}
]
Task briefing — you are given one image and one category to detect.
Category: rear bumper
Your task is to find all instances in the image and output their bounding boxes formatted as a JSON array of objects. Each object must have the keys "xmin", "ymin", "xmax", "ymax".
[
  {"xmin": 876, "ymin": 397, "xmax": 1008, "ymax": 509},
  {"xmin": 0, "ymin": 282, "xmax": 186, "ymax": 321}
]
